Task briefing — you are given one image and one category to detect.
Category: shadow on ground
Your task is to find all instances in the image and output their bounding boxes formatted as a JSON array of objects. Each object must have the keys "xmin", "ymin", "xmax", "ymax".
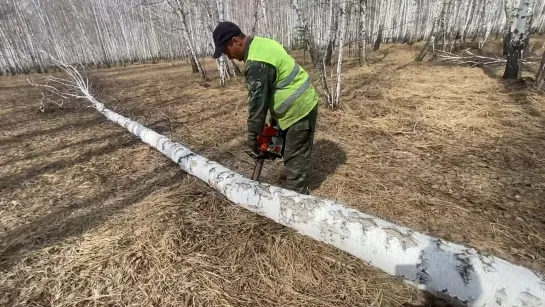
[
  {"xmin": 309, "ymin": 139, "xmax": 347, "ymax": 190},
  {"xmin": 0, "ymin": 163, "xmax": 183, "ymax": 272}
]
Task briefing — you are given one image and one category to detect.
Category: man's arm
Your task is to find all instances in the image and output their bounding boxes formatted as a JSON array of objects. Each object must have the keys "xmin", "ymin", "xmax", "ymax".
[{"xmin": 245, "ymin": 61, "xmax": 276, "ymax": 151}]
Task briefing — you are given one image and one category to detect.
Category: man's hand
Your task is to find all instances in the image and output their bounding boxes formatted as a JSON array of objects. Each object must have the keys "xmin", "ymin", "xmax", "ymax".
[{"xmin": 269, "ymin": 116, "xmax": 278, "ymax": 127}]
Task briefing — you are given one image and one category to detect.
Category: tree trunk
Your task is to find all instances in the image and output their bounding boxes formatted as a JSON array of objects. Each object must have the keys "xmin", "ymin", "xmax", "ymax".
[
  {"xmin": 358, "ymin": 0, "xmax": 367, "ymax": 66},
  {"xmin": 373, "ymin": 24, "xmax": 383, "ymax": 50},
  {"xmin": 503, "ymin": 0, "xmax": 532, "ymax": 79},
  {"xmin": 173, "ymin": 0, "xmax": 207, "ymax": 81},
  {"xmin": 259, "ymin": 0, "xmax": 270, "ymax": 37},
  {"xmin": 333, "ymin": 0, "xmax": 348, "ymax": 108},
  {"xmin": 416, "ymin": 2, "xmax": 444, "ymax": 61},
  {"xmin": 323, "ymin": 0, "xmax": 335, "ymax": 69},
  {"xmin": 415, "ymin": 36, "xmax": 435, "ymax": 62},
  {"xmin": 0, "ymin": 0, "xmax": 538, "ymax": 75},
  {"xmin": 292, "ymin": 0, "xmax": 333, "ymax": 107},
  {"xmin": 216, "ymin": 0, "xmax": 228, "ymax": 86},
  {"xmin": 534, "ymin": 49, "xmax": 545, "ymax": 89},
  {"xmin": 230, "ymin": 59, "xmax": 242, "ymax": 76}
]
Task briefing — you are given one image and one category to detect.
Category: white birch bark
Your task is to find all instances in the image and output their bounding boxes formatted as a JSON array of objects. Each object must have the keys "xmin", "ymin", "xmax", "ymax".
[
  {"xmin": 323, "ymin": 0, "xmax": 335, "ymax": 68},
  {"xmin": 39, "ymin": 56, "xmax": 545, "ymax": 307},
  {"xmin": 259, "ymin": 0, "xmax": 271, "ymax": 37},
  {"xmin": 170, "ymin": 0, "xmax": 207, "ymax": 80},
  {"xmin": 358, "ymin": 0, "xmax": 367, "ymax": 66},
  {"xmin": 535, "ymin": 49, "xmax": 545, "ymax": 89},
  {"xmin": 333, "ymin": 0, "xmax": 348, "ymax": 108},
  {"xmin": 216, "ymin": 0, "xmax": 228, "ymax": 86},
  {"xmin": 503, "ymin": 0, "xmax": 533, "ymax": 79},
  {"xmin": 1, "ymin": 0, "xmax": 542, "ymax": 75},
  {"xmin": 292, "ymin": 0, "xmax": 333, "ymax": 107}
]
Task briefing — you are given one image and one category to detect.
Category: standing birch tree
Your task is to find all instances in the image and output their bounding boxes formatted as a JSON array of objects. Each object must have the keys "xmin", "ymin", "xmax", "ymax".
[
  {"xmin": 503, "ymin": 0, "xmax": 533, "ymax": 79},
  {"xmin": 292, "ymin": 0, "xmax": 334, "ymax": 107},
  {"xmin": 334, "ymin": 0, "xmax": 349, "ymax": 108},
  {"xmin": 358, "ymin": 0, "xmax": 367, "ymax": 66}
]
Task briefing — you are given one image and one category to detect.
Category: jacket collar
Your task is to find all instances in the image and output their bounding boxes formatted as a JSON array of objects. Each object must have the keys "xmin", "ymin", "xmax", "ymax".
[{"xmin": 243, "ymin": 36, "xmax": 254, "ymax": 62}]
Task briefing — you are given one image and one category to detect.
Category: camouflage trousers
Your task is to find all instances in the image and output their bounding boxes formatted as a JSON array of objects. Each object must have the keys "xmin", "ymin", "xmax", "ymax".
[{"xmin": 280, "ymin": 105, "xmax": 318, "ymax": 194}]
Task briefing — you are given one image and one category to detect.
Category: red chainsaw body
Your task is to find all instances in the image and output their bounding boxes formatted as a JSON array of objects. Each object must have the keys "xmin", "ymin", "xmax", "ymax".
[{"xmin": 256, "ymin": 124, "xmax": 283, "ymax": 158}]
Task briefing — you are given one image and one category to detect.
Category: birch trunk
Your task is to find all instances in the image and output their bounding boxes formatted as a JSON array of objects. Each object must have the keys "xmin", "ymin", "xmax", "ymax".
[
  {"xmin": 415, "ymin": 3, "xmax": 443, "ymax": 62},
  {"xmin": 358, "ymin": 0, "xmax": 367, "ymax": 66},
  {"xmin": 259, "ymin": 0, "xmax": 271, "ymax": 37},
  {"xmin": 333, "ymin": 0, "xmax": 348, "ymax": 108},
  {"xmin": 1, "ymin": 0, "xmax": 540, "ymax": 75},
  {"xmin": 503, "ymin": 0, "xmax": 533, "ymax": 79},
  {"xmin": 171, "ymin": 0, "xmax": 207, "ymax": 80},
  {"xmin": 292, "ymin": 0, "xmax": 333, "ymax": 107},
  {"xmin": 535, "ymin": 50, "xmax": 545, "ymax": 89},
  {"xmin": 45, "ymin": 57, "xmax": 545, "ymax": 307},
  {"xmin": 216, "ymin": 0, "xmax": 228, "ymax": 86},
  {"xmin": 373, "ymin": 24, "xmax": 383, "ymax": 50},
  {"xmin": 323, "ymin": 0, "xmax": 335, "ymax": 69}
]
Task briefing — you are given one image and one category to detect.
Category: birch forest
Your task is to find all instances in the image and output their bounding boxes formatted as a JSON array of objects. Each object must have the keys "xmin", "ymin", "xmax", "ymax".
[{"xmin": 2, "ymin": 0, "xmax": 545, "ymax": 78}]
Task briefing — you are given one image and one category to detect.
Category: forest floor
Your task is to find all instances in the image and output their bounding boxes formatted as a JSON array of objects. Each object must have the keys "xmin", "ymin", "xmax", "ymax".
[{"xmin": 1, "ymin": 38, "xmax": 545, "ymax": 306}]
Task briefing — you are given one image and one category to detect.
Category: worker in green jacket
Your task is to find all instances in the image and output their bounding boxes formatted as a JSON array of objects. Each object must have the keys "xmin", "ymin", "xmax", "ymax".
[{"xmin": 212, "ymin": 21, "xmax": 318, "ymax": 195}]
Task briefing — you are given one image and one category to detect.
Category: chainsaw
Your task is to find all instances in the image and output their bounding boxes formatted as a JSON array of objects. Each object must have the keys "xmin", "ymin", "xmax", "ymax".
[{"xmin": 245, "ymin": 124, "xmax": 283, "ymax": 181}]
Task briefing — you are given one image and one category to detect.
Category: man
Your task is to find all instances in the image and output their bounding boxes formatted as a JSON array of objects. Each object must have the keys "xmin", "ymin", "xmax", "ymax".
[{"xmin": 212, "ymin": 21, "xmax": 318, "ymax": 195}]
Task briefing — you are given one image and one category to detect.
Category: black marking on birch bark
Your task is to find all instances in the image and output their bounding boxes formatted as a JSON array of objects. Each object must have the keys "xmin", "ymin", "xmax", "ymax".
[
  {"xmin": 454, "ymin": 251, "xmax": 474, "ymax": 285},
  {"xmin": 416, "ymin": 250, "xmax": 430, "ymax": 284},
  {"xmin": 346, "ymin": 212, "xmax": 377, "ymax": 233},
  {"xmin": 382, "ymin": 228, "xmax": 418, "ymax": 251},
  {"xmin": 173, "ymin": 148, "xmax": 190, "ymax": 162},
  {"xmin": 518, "ymin": 291, "xmax": 542, "ymax": 307},
  {"xmin": 477, "ymin": 252, "xmax": 497, "ymax": 273},
  {"xmin": 532, "ymin": 271, "xmax": 545, "ymax": 286},
  {"xmin": 417, "ymin": 269, "xmax": 430, "ymax": 284},
  {"xmin": 177, "ymin": 152, "xmax": 196, "ymax": 164},
  {"xmin": 207, "ymin": 167, "xmax": 218, "ymax": 184},
  {"xmin": 279, "ymin": 196, "xmax": 322, "ymax": 224},
  {"xmin": 223, "ymin": 183, "xmax": 234, "ymax": 195},
  {"xmin": 159, "ymin": 138, "xmax": 169, "ymax": 151},
  {"xmin": 385, "ymin": 236, "xmax": 392, "ymax": 249},
  {"xmin": 256, "ymin": 182, "xmax": 273, "ymax": 198},
  {"xmin": 224, "ymin": 173, "xmax": 235, "ymax": 182},
  {"xmin": 433, "ymin": 239, "xmax": 444, "ymax": 252},
  {"xmin": 235, "ymin": 182, "xmax": 254, "ymax": 191},
  {"xmin": 495, "ymin": 288, "xmax": 507, "ymax": 306},
  {"xmin": 318, "ymin": 220, "xmax": 347, "ymax": 243},
  {"xmin": 178, "ymin": 153, "xmax": 198, "ymax": 171}
]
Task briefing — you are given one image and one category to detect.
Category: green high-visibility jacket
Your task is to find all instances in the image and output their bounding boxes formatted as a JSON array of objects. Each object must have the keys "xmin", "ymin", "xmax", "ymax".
[{"xmin": 246, "ymin": 36, "xmax": 318, "ymax": 130}]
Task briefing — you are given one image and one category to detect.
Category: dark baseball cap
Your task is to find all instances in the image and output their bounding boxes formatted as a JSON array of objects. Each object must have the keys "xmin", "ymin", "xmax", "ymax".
[{"xmin": 212, "ymin": 21, "xmax": 242, "ymax": 59}]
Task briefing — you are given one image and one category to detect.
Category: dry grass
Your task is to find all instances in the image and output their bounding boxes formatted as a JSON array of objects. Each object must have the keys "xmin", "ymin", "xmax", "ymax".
[
  {"xmin": 1, "ymin": 38, "xmax": 545, "ymax": 306},
  {"xmin": 0, "ymin": 58, "xmax": 426, "ymax": 306}
]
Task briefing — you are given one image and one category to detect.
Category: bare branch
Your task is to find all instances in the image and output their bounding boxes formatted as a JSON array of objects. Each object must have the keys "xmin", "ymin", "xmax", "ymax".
[{"xmin": 436, "ymin": 49, "xmax": 537, "ymax": 67}]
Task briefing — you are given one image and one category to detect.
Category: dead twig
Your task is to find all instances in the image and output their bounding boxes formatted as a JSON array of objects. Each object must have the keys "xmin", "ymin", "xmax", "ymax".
[{"xmin": 435, "ymin": 49, "xmax": 538, "ymax": 67}]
